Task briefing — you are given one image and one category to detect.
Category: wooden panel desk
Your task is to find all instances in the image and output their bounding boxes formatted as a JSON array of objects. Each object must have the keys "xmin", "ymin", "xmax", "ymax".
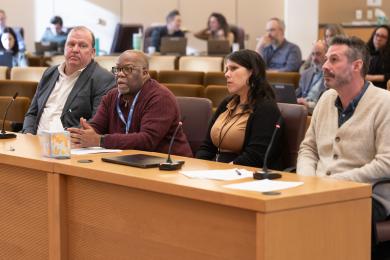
[{"xmin": 0, "ymin": 134, "xmax": 371, "ymax": 259}]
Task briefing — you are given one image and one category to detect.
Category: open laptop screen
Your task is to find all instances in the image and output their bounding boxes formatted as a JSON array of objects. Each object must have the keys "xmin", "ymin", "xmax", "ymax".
[
  {"xmin": 0, "ymin": 51, "xmax": 14, "ymax": 67},
  {"xmin": 160, "ymin": 37, "xmax": 187, "ymax": 56}
]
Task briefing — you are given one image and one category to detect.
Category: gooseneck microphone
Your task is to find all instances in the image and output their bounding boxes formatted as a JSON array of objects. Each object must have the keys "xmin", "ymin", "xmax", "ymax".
[
  {"xmin": 159, "ymin": 122, "xmax": 185, "ymax": 171},
  {"xmin": 0, "ymin": 92, "xmax": 18, "ymax": 139},
  {"xmin": 253, "ymin": 117, "xmax": 282, "ymax": 180}
]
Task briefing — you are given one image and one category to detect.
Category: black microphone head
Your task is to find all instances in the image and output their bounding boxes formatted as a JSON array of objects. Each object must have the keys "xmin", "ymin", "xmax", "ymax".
[{"xmin": 12, "ymin": 92, "xmax": 18, "ymax": 99}]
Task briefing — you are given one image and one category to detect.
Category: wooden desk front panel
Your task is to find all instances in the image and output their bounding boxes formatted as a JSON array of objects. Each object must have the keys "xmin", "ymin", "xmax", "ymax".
[
  {"xmin": 257, "ymin": 198, "xmax": 371, "ymax": 260},
  {"xmin": 0, "ymin": 164, "xmax": 49, "ymax": 259},
  {"xmin": 64, "ymin": 175, "xmax": 256, "ymax": 260}
]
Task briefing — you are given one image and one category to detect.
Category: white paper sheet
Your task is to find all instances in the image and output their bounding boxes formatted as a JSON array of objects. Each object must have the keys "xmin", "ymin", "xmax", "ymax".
[
  {"xmin": 71, "ymin": 147, "xmax": 122, "ymax": 155},
  {"xmin": 224, "ymin": 179, "xmax": 303, "ymax": 192},
  {"xmin": 180, "ymin": 168, "xmax": 253, "ymax": 181}
]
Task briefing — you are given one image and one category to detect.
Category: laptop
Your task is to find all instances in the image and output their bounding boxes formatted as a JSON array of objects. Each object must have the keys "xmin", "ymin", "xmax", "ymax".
[
  {"xmin": 35, "ymin": 41, "xmax": 59, "ymax": 55},
  {"xmin": 271, "ymin": 84, "xmax": 298, "ymax": 104},
  {"xmin": 0, "ymin": 51, "xmax": 14, "ymax": 67},
  {"xmin": 207, "ymin": 39, "xmax": 231, "ymax": 56},
  {"xmin": 102, "ymin": 153, "xmax": 175, "ymax": 168},
  {"xmin": 160, "ymin": 37, "xmax": 187, "ymax": 56}
]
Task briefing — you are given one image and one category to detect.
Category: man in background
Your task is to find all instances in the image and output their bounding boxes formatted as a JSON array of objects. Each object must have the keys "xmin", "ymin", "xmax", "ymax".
[
  {"xmin": 23, "ymin": 26, "xmax": 115, "ymax": 134},
  {"xmin": 255, "ymin": 17, "xmax": 301, "ymax": 72},
  {"xmin": 41, "ymin": 15, "xmax": 68, "ymax": 49},
  {"xmin": 296, "ymin": 40, "xmax": 327, "ymax": 113},
  {"xmin": 151, "ymin": 10, "xmax": 185, "ymax": 52}
]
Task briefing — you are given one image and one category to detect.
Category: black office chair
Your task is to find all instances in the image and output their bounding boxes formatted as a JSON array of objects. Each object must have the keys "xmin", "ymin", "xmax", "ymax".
[{"xmin": 110, "ymin": 23, "xmax": 143, "ymax": 54}]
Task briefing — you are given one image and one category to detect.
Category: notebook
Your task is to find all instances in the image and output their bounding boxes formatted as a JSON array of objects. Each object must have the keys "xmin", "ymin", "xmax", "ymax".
[
  {"xmin": 102, "ymin": 153, "xmax": 183, "ymax": 168},
  {"xmin": 160, "ymin": 37, "xmax": 187, "ymax": 55},
  {"xmin": 0, "ymin": 51, "xmax": 13, "ymax": 67},
  {"xmin": 207, "ymin": 39, "xmax": 231, "ymax": 56},
  {"xmin": 35, "ymin": 41, "xmax": 59, "ymax": 55},
  {"xmin": 271, "ymin": 84, "xmax": 298, "ymax": 104}
]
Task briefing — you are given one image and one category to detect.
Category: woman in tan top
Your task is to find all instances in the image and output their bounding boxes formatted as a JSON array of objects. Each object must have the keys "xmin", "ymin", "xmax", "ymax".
[
  {"xmin": 194, "ymin": 12, "xmax": 234, "ymax": 46},
  {"xmin": 196, "ymin": 49, "xmax": 283, "ymax": 168}
]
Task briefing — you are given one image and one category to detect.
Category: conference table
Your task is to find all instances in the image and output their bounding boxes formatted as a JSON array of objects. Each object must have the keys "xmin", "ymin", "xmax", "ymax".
[{"xmin": 0, "ymin": 134, "xmax": 371, "ymax": 259}]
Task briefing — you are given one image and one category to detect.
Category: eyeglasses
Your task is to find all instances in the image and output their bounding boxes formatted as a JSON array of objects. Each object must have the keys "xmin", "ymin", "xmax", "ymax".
[
  {"xmin": 111, "ymin": 65, "xmax": 144, "ymax": 75},
  {"xmin": 375, "ymin": 33, "xmax": 388, "ymax": 39}
]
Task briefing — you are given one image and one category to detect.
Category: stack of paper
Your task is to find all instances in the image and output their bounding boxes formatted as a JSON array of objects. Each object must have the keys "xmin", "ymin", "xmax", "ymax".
[
  {"xmin": 71, "ymin": 147, "xmax": 122, "ymax": 155},
  {"xmin": 224, "ymin": 179, "xmax": 303, "ymax": 192},
  {"xmin": 180, "ymin": 168, "xmax": 253, "ymax": 181}
]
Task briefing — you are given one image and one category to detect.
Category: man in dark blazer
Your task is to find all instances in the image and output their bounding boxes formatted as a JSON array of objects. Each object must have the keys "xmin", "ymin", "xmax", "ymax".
[
  {"xmin": 296, "ymin": 40, "xmax": 327, "ymax": 113},
  {"xmin": 22, "ymin": 26, "xmax": 115, "ymax": 134}
]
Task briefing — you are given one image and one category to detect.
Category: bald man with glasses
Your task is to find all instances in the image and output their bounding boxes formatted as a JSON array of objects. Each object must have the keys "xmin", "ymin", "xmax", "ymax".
[{"xmin": 68, "ymin": 50, "xmax": 192, "ymax": 157}]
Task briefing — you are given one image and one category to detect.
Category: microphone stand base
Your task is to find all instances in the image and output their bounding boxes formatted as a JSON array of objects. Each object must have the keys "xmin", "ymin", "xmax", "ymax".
[
  {"xmin": 253, "ymin": 171, "xmax": 282, "ymax": 180},
  {"xmin": 0, "ymin": 133, "xmax": 17, "ymax": 139},
  {"xmin": 159, "ymin": 161, "xmax": 184, "ymax": 171}
]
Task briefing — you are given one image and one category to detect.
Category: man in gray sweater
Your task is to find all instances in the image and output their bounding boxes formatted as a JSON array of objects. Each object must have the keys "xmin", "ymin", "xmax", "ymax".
[{"xmin": 297, "ymin": 36, "xmax": 390, "ymax": 258}]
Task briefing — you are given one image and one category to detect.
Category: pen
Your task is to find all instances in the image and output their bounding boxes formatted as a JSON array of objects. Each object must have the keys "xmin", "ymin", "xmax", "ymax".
[{"xmin": 235, "ymin": 169, "xmax": 242, "ymax": 175}]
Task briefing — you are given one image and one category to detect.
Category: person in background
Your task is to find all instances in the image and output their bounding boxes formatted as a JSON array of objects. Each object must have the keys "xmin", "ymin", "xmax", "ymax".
[
  {"xmin": 297, "ymin": 36, "xmax": 390, "ymax": 259},
  {"xmin": 0, "ymin": 9, "xmax": 26, "ymax": 51},
  {"xmin": 68, "ymin": 50, "xmax": 192, "ymax": 157},
  {"xmin": 300, "ymin": 24, "xmax": 345, "ymax": 72},
  {"xmin": 41, "ymin": 15, "xmax": 68, "ymax": 49},
  {"xmin": 22, "ymin": 26, "xmax": 115, "ymax": 134},
  {"xmin": 255, "ymin": 17, "xmax": 301, "ymax": 72},
  {"xmin": 150, "ymin": 10, "xmax": 185, "ymax": 52},
  {"xmin": 324, "ymin": 24, "xmax": 345, "ymax": 47},
  {"xmin": 194, "ymin": 12, "xmax": 234, "ymax": 45},
  {"xmin": 296, "ymin": 40, "xmax": 328, "ymax": 113},
  {"xmin": 0, "ymin": 27, "xmax": 27, "ymax": 67},
  {"xmin": 366, "ymin": 25, "xmax": 390, "ymax": 89},
  {"xmin": 196, "ymin": 49, "xmax": 283, "ymax": 168}
]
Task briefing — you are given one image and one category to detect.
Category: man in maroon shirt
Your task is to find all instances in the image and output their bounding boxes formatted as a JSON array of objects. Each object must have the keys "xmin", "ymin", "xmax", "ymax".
[{"xmin": 68, "ymin": 50, "xmax": 192, "ymax": 157}]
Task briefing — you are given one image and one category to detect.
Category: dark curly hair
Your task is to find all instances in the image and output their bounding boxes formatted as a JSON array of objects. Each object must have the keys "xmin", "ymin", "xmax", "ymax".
[
  {"xmin": 0, "ymin": 27, "xmax": 19, "ymax": 54},
  {"xmin": 225, "ymin": 49, "xmax": 275, "ymax": 109},
  {"xmin": 208, "ymin": 12, "xmax": 230, "ymax": 38}
]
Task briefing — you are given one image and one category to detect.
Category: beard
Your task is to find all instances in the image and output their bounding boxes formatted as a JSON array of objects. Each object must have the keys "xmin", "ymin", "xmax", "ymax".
[{"xmin": 323, "ymin": 69, "xmax": 353, "ymax": 89}]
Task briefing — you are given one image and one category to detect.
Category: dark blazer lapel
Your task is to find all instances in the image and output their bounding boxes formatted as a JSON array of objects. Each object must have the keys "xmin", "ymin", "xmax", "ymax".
[{"xmin": 62, "ymin": 61, "xmax": 97, "ymax": 114}]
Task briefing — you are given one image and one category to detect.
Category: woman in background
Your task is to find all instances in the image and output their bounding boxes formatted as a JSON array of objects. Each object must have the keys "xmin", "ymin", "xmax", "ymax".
[
  {"xmin": 196, "ymin": 49, "xmax": 283, "ymax": 168},
  {"xmin": 366, "ymin": 25, "xmax": 390, "ymax": 89},
  {"xmin": 194, "ymin": 12, "xmax": 234, "ymax": 45},
  {"xmin": 0, "ymin": 27, "xmax": 27, "ymax": 67}
]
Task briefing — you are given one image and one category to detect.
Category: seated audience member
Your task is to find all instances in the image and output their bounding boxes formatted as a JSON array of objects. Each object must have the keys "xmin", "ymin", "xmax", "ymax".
[
  {"xmin": 366, "ymin": 25, "xmax": 390, "ymax": 89},
  {"xmin": 296, "ymin": 40, "xmax": 327, "ymax": 112},
  {"xmin": 0, "ymin": 9, "xmax": 25, "ymax": 51},
  {"xmin": 0, "ymin": 27, "xmax": 27, "ymax": 67},
  {"xmin": 194, "ymin": 12, "xmax": 234, "ymax": 45},
  {"xmin": 296, "ymin": 36, "xmax": 390, "ymax": 259},
  {"xmin": 22, "ymin": 26, "xmax": 115, "ymax": 134},
  {"xmin": 323, "ymin": 24, "xmax": 345, "ymax": 47},
  {"xmin": 255, "ymin": 17, "xmax": 302, "ymax": 72},
  {"xmin": 68, "ymin": 50, "xmax": 193, "ymax": 157},
  {"xmin": 41, "ymin": 16, "xmax": 68, "ymax": 49},
  {"xmin": 196, "ymin": 49, "xmax": 283, "ymax": 168},
  {"xmin": 300, "ymin": 23, "xmax": 345, "ymax": 72},
  {"xmin": 150, "ymin": 10, "xmax": 185, "ymax": 52}
]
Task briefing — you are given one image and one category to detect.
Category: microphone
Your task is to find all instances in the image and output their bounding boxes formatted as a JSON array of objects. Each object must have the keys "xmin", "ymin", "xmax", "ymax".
[
  {"xmin": 253, "ymin": 117, "xmax": 282, "ymax": 180},
  {"xmin": 159, "ymin": 121, "xmax": 185, "ymax": 171},
  {"xmin": 0, "ymin": 92, "xmax": 18, "ymax": 139}
]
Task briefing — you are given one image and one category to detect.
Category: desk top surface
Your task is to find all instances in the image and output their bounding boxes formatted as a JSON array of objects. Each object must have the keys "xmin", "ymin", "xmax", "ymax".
[{"xmin": 0, "ymin": 133, "xmax": 371, "ymax": 213}]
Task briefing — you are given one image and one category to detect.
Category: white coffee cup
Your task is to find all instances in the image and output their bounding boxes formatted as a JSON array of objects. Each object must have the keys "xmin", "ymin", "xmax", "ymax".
[
  {"xmin": 148, "ymin": 46, "xmax": 156, "ymax": 55},
  {"xmin": 232, "ymin": 43, "xmax": 240, "ymax": 52}
]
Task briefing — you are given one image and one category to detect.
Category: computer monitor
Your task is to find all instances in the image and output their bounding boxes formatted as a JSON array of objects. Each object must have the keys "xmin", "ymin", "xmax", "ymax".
[
  {"xmin": 160, "ymin": 37, "xmax": 187, "ymax": 56},
  {"xmin": 35, "ymin": 42, "xmax": 59, "ymax": 55}
]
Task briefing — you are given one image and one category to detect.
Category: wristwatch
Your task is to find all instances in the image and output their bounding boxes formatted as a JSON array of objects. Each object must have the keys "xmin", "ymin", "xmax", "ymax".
[{"xmin": 99, "ymin": 135, "xmax": 105, "ymax": 147}]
